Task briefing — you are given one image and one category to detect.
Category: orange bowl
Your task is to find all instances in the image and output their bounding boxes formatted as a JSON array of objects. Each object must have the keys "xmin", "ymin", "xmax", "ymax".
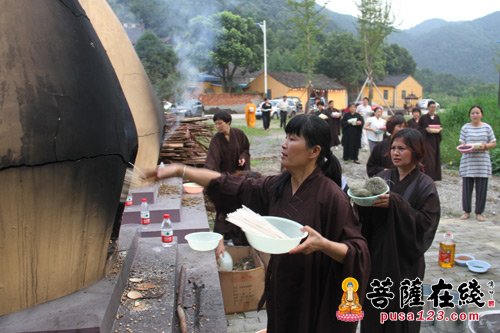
[{"xmin": 183, "ymin": 182, "xmax": 204, "ymax": 194}]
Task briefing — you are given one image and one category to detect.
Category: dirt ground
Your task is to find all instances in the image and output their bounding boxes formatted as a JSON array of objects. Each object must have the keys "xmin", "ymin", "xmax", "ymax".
[{"xmin": 233, "ymin": 117, "xmax": 500, "ymax": 221}]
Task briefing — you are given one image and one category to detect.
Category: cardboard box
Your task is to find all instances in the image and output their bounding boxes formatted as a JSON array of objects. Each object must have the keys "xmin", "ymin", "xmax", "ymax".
[{"xmin": 218, "ymin": 246, "xmax": 265, "ymax": 314}]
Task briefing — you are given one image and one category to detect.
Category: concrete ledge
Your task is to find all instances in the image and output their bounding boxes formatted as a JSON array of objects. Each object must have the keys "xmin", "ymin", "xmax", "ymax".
[
  {"xmin": 175, "ymin": 244, "xmax": 227, "ymax": 333},
  {"xmin": 123, "ymin": 178, "xmax": 183, "ymax": 224},
  {"xmin": 0, "ymin": 228, "xmax": 140, "ymax": 333},
  {"xmin": 112, "ymin": 237, "xmax": 178, "ymax": 333}
]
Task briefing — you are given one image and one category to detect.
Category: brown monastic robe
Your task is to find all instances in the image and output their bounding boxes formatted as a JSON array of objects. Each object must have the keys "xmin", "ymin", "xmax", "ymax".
[
  {"xmin": 358, "ymin": 168, "xmax": 440, "ymax": 333},
  {"xmin": 205, "ymin": 127, "xmax": 251, "ymax": 244},
  {"xmin": 207, "ymin": 168, "xmax": 371, "ymax": 333},
  {"xmin": 418, "ymin": 114, "xmax": 442, "ymax": 180},
  {"xmin": 323, "ymin": 107, "xmax": 342, "ymax": 146},
  {"xmin": 341, "ymin": 112, "xmax": 364, "ymax": 161},
  {"xmin": 366, "ymin": 137, "xmax": 393, "ymax": 177},
  {"xmin": 407, "ymin": 118, "xmax": 419, "ymax": 129},
  {"xmin": 205, "ymin": 127, "xmax": 250, "ymax": 173}
]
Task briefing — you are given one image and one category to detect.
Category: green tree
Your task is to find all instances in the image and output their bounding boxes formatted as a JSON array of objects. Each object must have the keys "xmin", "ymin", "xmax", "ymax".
[
  {"xmin": 357, "ymin": 0, "xmax": 394, "ymax": 101},
  {"xmin": 268, "ymin": 48, "xmax": 301, "ymax": 72},
  {"xmin": 383, "ymin": 43, "xmax": 416, "ymax": 75},
  {"xmin": 128, "ymin": 0, "xmax": 170, "ymax": 37},
  {"xmin": 316, "ymin": 32, "xmax": 364, "ymax": 88},
  {"xmin": 207, "ymin": 11, "xmax": 261, "ymax": 92},
  {"xmin": 287, "ymin": 0, "xmax": 328, "ymax": 111},
  {"xmin": 135, "ymin": 31, "xmax": 180, "ymax": 100}
]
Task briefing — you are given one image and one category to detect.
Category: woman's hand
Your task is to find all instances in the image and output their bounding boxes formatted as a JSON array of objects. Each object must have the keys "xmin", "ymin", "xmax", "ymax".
[
  {"xmin": 238, "ymin": 158, "xmax": 246, "ymax": 167},
  {"xmin": 215, "ymin": 239, "xmax": 225, "ymax": 259},
  {"xmin": 356, "ymin": 121, "xmax": 362, "ymax": 126},
  {"xmin": 289, "ymin": 226, "xmax": 326, "ymax": 255},
  {"xmin": 373, "ymin": 193, "xmax": 390, "ymax": 208},
  {"xmin": 157, "ymin": 163, "xmax": 183, "ymax": 179}
]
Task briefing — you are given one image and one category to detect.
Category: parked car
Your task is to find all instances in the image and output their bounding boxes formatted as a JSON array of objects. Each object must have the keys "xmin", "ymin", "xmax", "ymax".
[
  {"xmin": 417, "ymin": 99, "xmax": 440, "ymax": 110},
  {"xmin": 256, "ymin": 100, "xmax": 280, "ymax": 119},
  {"xmin": 274, "ymin": 97, "xmax": 302, "ymax": 117},
  {"xmin": 170, "ymin": 99, "xmax": 204, "ymax": 117}
]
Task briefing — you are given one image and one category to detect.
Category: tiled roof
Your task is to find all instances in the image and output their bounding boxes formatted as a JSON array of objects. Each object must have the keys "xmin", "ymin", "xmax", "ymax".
[
  {"xmin": 269, "ymin": 72, "xmax": 345, "ymax": 90},
  {"xmin": 200, "ymin": 93, "xmax": 260, "ymax": 106},
  {"xmin": 375, "ymin": 74, "xmax": 410, "ymax": 87}
]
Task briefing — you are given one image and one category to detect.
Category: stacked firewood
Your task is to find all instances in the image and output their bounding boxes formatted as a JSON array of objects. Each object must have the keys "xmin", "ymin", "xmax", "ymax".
[{"xmin": 160, "ymin": 116, "xmax": 214, "ymax": 166}]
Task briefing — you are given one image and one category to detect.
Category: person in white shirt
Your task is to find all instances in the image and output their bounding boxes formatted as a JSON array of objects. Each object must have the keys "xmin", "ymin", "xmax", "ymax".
[
  {"xmin": 364, "ymin": 107, "xmax": 386, "ymax": 152},
  {"xmin": 277, "ymin": 96, "xmax": 289, "ymax": 128},
  {"xmin": 356, "ymin": 97, "xmax": 372, "ymax": 149}
]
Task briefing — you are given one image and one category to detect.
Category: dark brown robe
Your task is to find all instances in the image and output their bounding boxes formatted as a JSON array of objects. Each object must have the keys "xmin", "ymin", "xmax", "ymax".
[
  {"xmin": 407, "ymin": 118, "xmax": 419, "ymax": 129},
  {"xmin": 366, "ymin": 137, "xmax": 393, "ymax": 177},
  {"xmin": 418, "ymin": 114, "xmax": 442, "ymax": 180},
  {"xmin": 207, "ymin": 168, "xmax": 371, "ymax": 333},
  {"xmin": 323, "ymin": 107, "xmax": 341, "ymax": 146},
  {"xmin": 205, "ymin": 127, "xmax": 251, "ymax": 244},
  {"xmin": 205, "ymin": 127, "xmax": 250, "ymax": 173},
  {"xmin": 357, "ymin": 168, "xmax": 440, "ymax": 333},
  {"xmin": 341, "ymin": 112, "xmax": 364, "ymax": 161}
]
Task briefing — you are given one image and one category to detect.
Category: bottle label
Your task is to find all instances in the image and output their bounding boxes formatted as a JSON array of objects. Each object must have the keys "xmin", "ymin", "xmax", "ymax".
[
  {"xmin": 161, "ymin": 230, "xmax": 174, "ymax": 243},
  {"xmin": 141, "ymin": 211, "xmax": 150, "ymax": 225},
  {"xmin": 125, "ymin": 196, "xmax": 133, "ymax": 206},
  {"xmin": 439, "ymin": 250, "xmax": 451, "ymax": 263}
]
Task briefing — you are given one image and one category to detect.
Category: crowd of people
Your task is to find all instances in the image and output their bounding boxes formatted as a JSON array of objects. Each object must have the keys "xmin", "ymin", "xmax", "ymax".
[{"xmin": 148, "ymin": 98, "xmax": 496, "ymax": 333}]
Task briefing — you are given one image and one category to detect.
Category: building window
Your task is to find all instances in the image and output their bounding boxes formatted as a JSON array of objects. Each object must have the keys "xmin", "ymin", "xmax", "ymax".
[
  {"xmin": 401, "ymin": 90, "xmax": 406, "ymax": 98},
  {"xmin": 383, "ymin": 90, "xmax": 389, "ymax": 100}
]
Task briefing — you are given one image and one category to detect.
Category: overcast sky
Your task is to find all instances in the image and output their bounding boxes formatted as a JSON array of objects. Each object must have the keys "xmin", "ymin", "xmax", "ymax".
[{"xmin": 322, "ymin": 0, "xmax": 500, "ymax": 30}]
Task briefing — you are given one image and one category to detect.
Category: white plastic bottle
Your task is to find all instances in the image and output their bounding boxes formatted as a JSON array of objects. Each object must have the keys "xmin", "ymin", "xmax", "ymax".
[
  {"xmin": 125, "ymin": 194, "xmax": 133, "ymax": 207},
  {"xmin": 140, "ymin": 198, "xmax": 150, "ymax": 229},
  {"xmin": 161, "ymin": 213, "xmax": 174, "ymax": 247}
]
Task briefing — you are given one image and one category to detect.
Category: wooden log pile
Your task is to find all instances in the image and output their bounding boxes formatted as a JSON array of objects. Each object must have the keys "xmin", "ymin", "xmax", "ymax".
[{"xmin": 160, "ymin": 116, "xmax": 214, "ymax": 166}]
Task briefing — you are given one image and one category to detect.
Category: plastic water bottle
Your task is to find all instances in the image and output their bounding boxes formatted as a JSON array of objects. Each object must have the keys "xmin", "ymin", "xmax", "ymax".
[
  {"xmin": 125, "ymin": 194, "xmax": 133, "ymax": 207},
  {"xmin": 161, "ymin": 214, "xmax": 174, "ymax": 247},
  {"xmin": 438, "ymin": 231, "xmax": 455, "ymax": 268},
  {"xmin": 140, "ymin": 198, "xmax": 150, "ymax": 229}
]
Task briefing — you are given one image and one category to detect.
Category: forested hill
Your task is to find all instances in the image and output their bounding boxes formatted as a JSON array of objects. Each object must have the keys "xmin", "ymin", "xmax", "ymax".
[
  {"xmin": 110, "ymin": 0, "xmax": 499, "ymax": 83},
  {"xmin": 389, "ymin": 11, "xmax": 500, "ymax": 83},
  {"xmin": 241, "ymin": 2, "xmax": 499, "ymax": 83}
]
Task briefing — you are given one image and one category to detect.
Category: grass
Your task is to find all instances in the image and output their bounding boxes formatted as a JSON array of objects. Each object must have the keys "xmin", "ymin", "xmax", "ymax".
[{"xmin": 440, "ymin": 94, "xmax": 500, "ymax": 175}]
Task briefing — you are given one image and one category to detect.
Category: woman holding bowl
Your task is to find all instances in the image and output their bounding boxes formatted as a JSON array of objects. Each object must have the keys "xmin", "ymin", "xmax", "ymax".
[
  {"xmin": 458, "ymin": 105, "xmax": 497, "ymax": 221},
  {"xmin": 149, "ymin": 115, "xmax": 370, "ymax": 333},
  {"xmin": 341, "ymin": 103, "xmax": 364, "ymax": 164},
  {"xmin": 356, "ymin": 128, "xmax": 440, "ymax": 333}
]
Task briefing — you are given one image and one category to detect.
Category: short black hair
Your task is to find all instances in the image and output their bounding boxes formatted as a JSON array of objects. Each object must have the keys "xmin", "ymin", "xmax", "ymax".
[
  {"xmin": 412, "ymin": 107, "xmax": 422, "ymax": 114},
  {"xmin": 386, "ymin": 115, "xmax": 406, "ymax": 135},
  {"xmin": 427, "ymin": 101, "xmax": 436, "ymax": 107},
  {"xmin": 213, "ymin": 111, "xmax": 232, "ymax": 124}
]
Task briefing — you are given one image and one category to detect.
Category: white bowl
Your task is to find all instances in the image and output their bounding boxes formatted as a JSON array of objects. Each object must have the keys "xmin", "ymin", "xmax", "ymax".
[
  {"xmin": 185, "ymin": 232, "xmax": 222, "ymax": 251},
  {"xmin": 243, "ymin": 216, "xmax": 308, "ymax": 254},
  {"xmin": 347, "ymin": 118, "xmax": 357, "ymax": 125},
  {"xmin": 183, "ymin": 182, "xmax": 203, "ymax": 194},
  {"xmin": 347, "ymin": 185, "xmax": 389, "ymax": 207},
  {"xmin": 466, "ymin": 259, "xmax": 491, "ymax": 273},
  {"xmin": 468, "ymin": 310, "xmax": 500, "ymax": 333},
  {"xmin": 455, "ymin": 253, "xmax": 475, "ymax": 266}
]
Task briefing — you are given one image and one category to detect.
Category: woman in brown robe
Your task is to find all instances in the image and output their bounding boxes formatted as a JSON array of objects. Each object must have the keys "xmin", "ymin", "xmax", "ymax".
[
  {"xmin": 407, "ymin": 107, "xmax": 421, "ymax": 129},
  {"xmin": 342, "ymin": 103, "xmax": 364, "ymax": 164},
  {"xmin": 418, "ymin": 101, "xmax": 442, "ymax": 180},
  {"xmin": 366, "ymin": 115, "xmax": 406, "ymax": 177},
  {"xmin": 357, "ymin": 128, "xmax": 440, "ymax": 333},
  {"xmin": 153, "ymin": 115, "xmax": 371, "ymax": 333},
  {"xmin": 323, "ymin": 100, "xmax": 342, "ymax": 148},
  {"xmin": 204, "ymin": 111, "xmax": 251, "ymax": 245}
]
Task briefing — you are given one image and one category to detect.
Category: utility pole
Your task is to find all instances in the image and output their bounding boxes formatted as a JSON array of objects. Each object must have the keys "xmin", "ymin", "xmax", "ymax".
[{"xmin": 258, "ymin": 20, "xmax": 268, "ymax": 98}]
